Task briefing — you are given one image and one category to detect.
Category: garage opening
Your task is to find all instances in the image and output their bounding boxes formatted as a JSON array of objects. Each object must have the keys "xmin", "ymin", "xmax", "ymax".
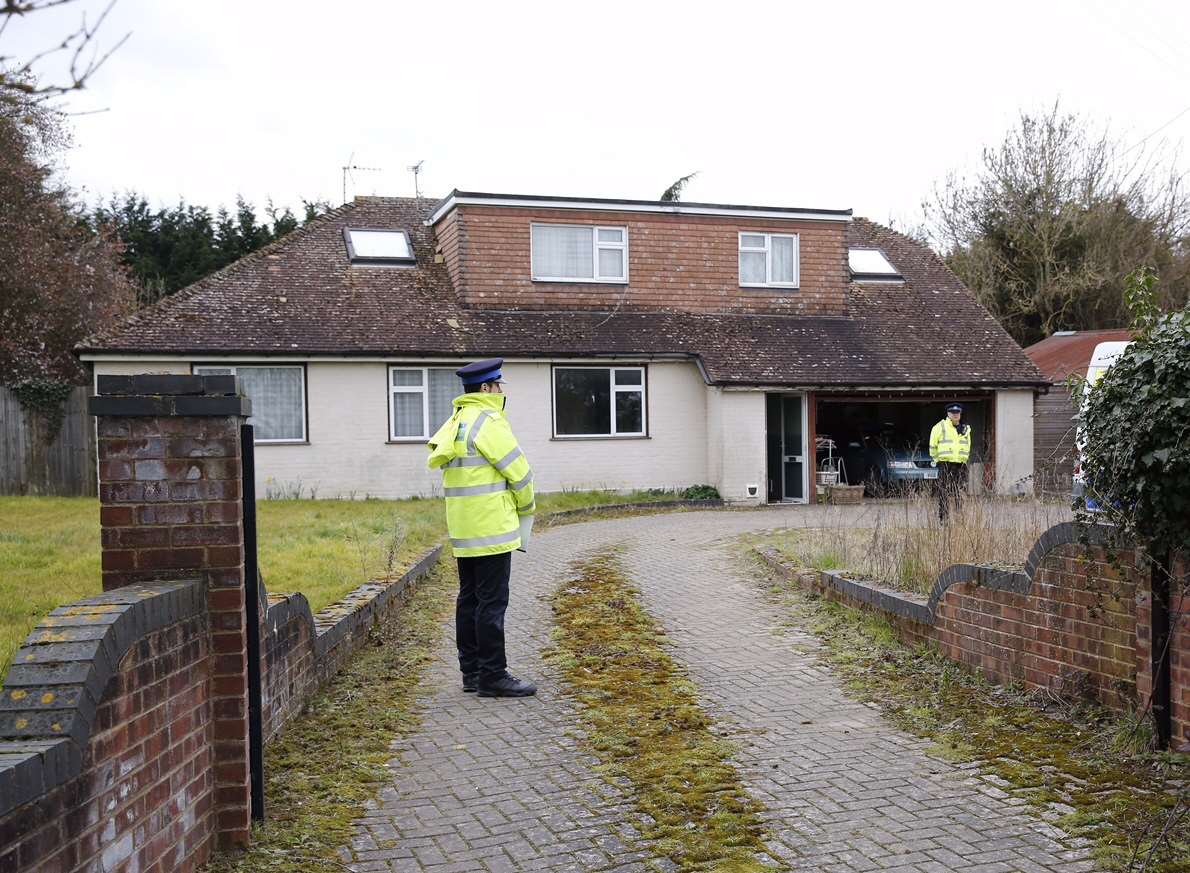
[{"xmin": 813, "ymin": 394, "xmax": 992, "ymax": 496}]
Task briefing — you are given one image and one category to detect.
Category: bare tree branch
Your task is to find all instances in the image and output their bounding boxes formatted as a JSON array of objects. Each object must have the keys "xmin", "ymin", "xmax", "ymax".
[{"xmin": 0, "ymin": 0, "xmax": 129, "ymax": 102}]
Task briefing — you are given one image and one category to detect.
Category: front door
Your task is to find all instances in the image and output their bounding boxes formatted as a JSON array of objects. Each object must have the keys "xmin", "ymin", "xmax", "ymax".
[{"xmin": 781, "ymin": 395, "xmax": 806, "ymax": 502}]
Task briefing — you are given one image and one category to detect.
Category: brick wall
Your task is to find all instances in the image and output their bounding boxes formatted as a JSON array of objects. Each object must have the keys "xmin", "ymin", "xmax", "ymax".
[
  {"xmin": 1, "ymin": 374, "xmax": 448, "ymax": 873},
  {"xmin": 933, "ymin": 544, "xmax": 1140, "ymax": 711},
  {"xmin": 436, "ymin": 204, "xmax": 849, "ymax": 316},
  {"xmin": 258, "ymin": 545, "xmax": 442, "ymax": 742},
  {"xmin": 0, "ymin": 582, "xmax": 211, "ymax": 873},
  {"xmin": 91, "ymin": 375, "xmax": 254, "ymax": 847},
  {"xmin": 758, "ymin": 524, "xmax": 1190, "ymax": 747}
]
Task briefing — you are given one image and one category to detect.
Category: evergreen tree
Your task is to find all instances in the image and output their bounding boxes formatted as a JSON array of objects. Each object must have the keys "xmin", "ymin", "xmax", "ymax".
[{"xmin": 90, "ymin": 194, "xmax": 329, "ymax": 305}]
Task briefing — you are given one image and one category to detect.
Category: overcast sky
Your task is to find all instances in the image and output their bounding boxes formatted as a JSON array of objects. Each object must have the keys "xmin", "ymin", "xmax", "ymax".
[{"xmin": 8, "ymin": 0, "xmax": 1190, "ymax": 227}]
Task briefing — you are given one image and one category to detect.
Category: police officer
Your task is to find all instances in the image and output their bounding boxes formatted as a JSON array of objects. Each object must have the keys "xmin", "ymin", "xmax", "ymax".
[
  {"xmin": 427, "ymin": 358, "xmax": 537, "ymax": 698},
  {"xmin": 929, "ymin": 403, "xmax": 972, "ymax": 523}
]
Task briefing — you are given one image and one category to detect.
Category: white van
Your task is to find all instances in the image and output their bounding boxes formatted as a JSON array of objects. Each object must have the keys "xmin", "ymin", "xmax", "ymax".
[{"xmin": 1072, "ymin": 340, "xmax": 1132, "ymax": 505}]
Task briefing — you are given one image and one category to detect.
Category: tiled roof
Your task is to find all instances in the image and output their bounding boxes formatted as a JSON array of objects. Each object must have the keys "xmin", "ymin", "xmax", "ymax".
[
  {"xmin": 1024, "ymin": 329, "xmax": 1134, "ymax": 382},
  {"xmin": 77, "ymin": 197, "xmax": 1045, "ymax": 388}
]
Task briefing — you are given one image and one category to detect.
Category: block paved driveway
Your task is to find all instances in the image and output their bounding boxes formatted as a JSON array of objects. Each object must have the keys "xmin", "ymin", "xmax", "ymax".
[{"xmin": 342, "ymin": 506, "xmax": 1098, "ymax": 872}]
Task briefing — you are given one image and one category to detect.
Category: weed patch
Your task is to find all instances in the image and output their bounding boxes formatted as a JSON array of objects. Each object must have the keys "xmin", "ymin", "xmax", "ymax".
[
  {"xmin": 545, "ymin": 548, "xmax": 770, "ymax": 872},
  {"xmin": 753, "ymin": 553, "xmax": 1190, "ymax": 872},
  {"xmin": 205, "ymin": 560, "xmax": 455, "ymax": 873}
]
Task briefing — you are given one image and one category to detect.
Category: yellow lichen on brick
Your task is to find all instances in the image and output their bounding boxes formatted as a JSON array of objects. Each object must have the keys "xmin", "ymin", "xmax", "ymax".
[
  {"xmin": 40, "ymin": 692, "xmax": 55, "ymax": 705},
  {"xmin": 10, "ymin": 689, "xmax": 27, "ymax": 701}
]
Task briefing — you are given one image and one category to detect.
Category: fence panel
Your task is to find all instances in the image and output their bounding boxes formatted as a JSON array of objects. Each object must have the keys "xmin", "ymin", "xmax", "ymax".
[{"xmin": 0, "ymin": 385, "xmax": 96, "ymax": 496}]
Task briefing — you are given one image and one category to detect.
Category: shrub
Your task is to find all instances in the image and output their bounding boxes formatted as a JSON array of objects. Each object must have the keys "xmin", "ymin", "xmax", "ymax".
[
  {"xmin": 681, "ymin": 484, "xmax": 721, "ymax": 501},
  {"xmin": 1077, "ymin": 269, "xmax": 1190, "ymax": 557}
]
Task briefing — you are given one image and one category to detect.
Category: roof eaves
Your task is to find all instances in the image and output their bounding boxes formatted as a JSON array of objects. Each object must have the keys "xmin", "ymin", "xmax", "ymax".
[{"xmin": 427, "ymin": 190, "xmax": 853, "ymax": 226}]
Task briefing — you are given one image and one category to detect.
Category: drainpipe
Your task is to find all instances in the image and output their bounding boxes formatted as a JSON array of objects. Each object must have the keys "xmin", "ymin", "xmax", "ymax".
[{"xmin": 1152, "ymin": 551, "xmax": 1172, "ymax": 750}]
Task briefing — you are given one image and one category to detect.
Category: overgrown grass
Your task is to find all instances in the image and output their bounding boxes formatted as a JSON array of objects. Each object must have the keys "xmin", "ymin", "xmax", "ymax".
[
  {"xmin": 0, "ymin": 489, "xmax": 684, "ymax": 674},
  {"xmin": 771, "ymin": 493, "xmax": 1071, "ymax": 594},
  {"xmin": 754, "ymin": 553, "xmax": 1190, "ymax": 872},
  {"xmin": 545, "ymin": 548, "xmax": 770, "ymax": 872},
  {"xmin": 206, "ymin": 559, "xmax": 455, "ymax": 872}
]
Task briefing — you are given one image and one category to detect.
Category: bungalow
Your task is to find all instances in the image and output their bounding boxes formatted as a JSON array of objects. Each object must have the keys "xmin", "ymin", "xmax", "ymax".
[{"xmin": 77, "ymin": 191, "xmax": 1046, "ymax": 503}]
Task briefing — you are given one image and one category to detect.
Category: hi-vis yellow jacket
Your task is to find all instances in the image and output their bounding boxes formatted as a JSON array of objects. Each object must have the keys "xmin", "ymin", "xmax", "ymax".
[
  {"xmin": 929, "ymin": 418, "xmax": 972, "ymax": 464},
  {"xmin": 427, "ymin": 393, "xmax": 535, "ymax": 558}
]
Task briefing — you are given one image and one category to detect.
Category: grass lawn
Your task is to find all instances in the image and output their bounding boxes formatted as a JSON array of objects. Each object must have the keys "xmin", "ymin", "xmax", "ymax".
[{"xmin": 0, "ymin": 489, "xmax": 683, "ymax": 674}]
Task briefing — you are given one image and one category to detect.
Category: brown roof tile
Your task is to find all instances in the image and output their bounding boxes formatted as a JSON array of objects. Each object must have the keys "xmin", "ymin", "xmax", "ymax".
[
  {"xmin": 77, "ymin": 198, "xmax": 1046, "ymax": 387},
  {"xmin": 1024, "ymin": 329, "xmax": 1134, "ymax": 382}
]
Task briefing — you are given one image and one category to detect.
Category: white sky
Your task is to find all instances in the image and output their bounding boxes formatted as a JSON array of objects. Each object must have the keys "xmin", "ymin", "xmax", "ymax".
[{"xmin": 7, "ymin": 0, "xmax": 1190, "ymax": 227}]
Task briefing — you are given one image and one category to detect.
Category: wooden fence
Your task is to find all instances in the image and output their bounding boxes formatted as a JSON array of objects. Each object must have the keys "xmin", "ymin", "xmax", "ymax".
[{"xmin": 0, "ymin": 385, "xmax": 97, "ymax": 496}]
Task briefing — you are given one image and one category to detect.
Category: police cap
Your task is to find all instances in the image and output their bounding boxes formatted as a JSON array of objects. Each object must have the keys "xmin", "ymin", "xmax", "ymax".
[
  {"xmin": 946, "ymin": 403, "xmax": 963, "ymax": 413},
  {"xmin": 456, "ymin": 358, "xmax": 505, "ymax": 385}
]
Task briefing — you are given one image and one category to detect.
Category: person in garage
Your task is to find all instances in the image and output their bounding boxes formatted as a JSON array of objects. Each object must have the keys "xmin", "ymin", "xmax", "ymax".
[{"xmin": 929, "ymin": 403, "xmax": 972, "ymax": 522}]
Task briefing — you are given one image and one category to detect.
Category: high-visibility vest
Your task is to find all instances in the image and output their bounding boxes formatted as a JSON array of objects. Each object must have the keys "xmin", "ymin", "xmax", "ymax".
[
  {"xmin": 427, "ymin": 393, "xmax": 535, "ymax": 558},
  {"xmin": 929, "ymin": 418, "xmax": 972, "ymax": 464}
]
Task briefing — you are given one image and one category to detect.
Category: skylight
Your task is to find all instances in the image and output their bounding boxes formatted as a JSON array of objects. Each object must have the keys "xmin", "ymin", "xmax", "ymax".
[
  {"xmin": 344, "ymin": 228, "xmax": 415, "ymax": 264},
  {"xmin": 848, "ymin": 248, "xmax": 901, "ymax": 279}
]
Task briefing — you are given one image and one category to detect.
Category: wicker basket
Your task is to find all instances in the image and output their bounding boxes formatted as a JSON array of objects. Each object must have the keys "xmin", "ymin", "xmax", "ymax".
[{"xmin": 827, "ymin": 484, "xmax": 864, "ymax": 505}]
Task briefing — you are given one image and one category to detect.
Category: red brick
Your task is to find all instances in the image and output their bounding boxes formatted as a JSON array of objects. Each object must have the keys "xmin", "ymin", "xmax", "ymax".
[
  {"xmin": 102, "ymin": 549, "xmax": 136, "ymax": 571},
  {"xmin": 137, "ymin": 548, "xmax": 205, "ymax": 570}
]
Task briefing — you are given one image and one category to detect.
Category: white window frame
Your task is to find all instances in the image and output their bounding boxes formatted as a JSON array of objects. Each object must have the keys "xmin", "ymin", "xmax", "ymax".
[
  {"xmin": 552, "ymin": 365, "xmax": 647, "ymax": 439},
  {"xmin": 192, "ymin": 364, "xmax": 306, "ymax": 444},
  {"xmin": 738, "ymin": 231, "xmax": 799, "ymax": 288},
  {"xmin": 531, "ymin": 223, "xmax": 629, "ymax": 284},
  {"xmin": 388, "ymin": 365, "xmax": 461, "ymax": 442}
]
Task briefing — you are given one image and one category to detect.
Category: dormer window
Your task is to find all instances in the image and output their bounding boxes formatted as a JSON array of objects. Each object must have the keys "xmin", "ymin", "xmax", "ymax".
[
  {"xmin": 848, "ymin": 247, "xmax": 902, "ymax": 281},
  {"xmin": 739, "ymin": 232, "xmax": 799, "ymax": 288},
  {"xmin": 344, "ymin": 228, "xmax": 415, "ymax": 265},
  {"xmin": 531, "ymin": 223, "xmax": 628, "ymax": 283}
]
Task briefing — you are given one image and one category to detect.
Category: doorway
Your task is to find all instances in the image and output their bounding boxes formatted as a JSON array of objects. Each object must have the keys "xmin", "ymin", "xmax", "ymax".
[{"xmin": 765, "ymin": 394, "xmax": 808, "ymax": 503}]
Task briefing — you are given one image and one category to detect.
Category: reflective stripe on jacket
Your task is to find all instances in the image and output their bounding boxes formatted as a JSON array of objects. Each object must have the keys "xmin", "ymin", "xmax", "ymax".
[
  {"xmin": 929, "ymin": 418, "xmax": 972, "ymax": 464},
  {"xmin": 426, "ymin": 393, "xmax": 535, "ymax": 558}
]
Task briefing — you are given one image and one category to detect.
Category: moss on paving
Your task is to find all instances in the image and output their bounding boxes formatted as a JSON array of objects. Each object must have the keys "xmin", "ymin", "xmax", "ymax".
[
  {"xmin": 205, "ymin": 559, "xmax": 455, "ymax": 873},
  {"xmin": 752, "ymin": 551, "xmax": 1190, "ymax": 873},
  {"xmin": 545, "ymin": 548, "xmax": 771, "ymax": 872}
]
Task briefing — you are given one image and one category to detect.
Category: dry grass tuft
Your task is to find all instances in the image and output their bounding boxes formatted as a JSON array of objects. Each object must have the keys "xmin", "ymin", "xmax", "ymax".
[{"xmin": 774, "ymin": 493, "xmax": 1072, "ymax": 594}]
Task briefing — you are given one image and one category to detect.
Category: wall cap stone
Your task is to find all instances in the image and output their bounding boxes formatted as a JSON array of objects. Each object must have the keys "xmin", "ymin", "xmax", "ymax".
[
  {"xmin": 0, "ymin": 579, "xmax": 203, "ymax": 818},
  {"xmin": 90, "ymin": 374, "xmax": 251, "ymax": 417}
]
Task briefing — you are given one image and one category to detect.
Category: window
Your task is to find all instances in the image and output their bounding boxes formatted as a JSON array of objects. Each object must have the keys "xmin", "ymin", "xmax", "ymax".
[
  {"xmin": 531, "ymin": 223, "xmax": 627, "ymax": 282},
  {"xmin": 344, "ymin": 228, "xmax": 415, "ymax": 265},
  {"xmin": 389, "ymin": 366, "xmax": 464, "ymax": 440},
  {"xmin": 848, "ymin": 247, "xmax": 902, "ymax": 280},
  {"xmin": 738, "ymin": 232, "xmax": 799, "ymax": 287},
  {"xmin": 553, "ymin": 366, "xmax": 646, "ymax": 437},
  {"xmin": 193, "ymin": 365, "xmax": 306, "ymax": 443}
]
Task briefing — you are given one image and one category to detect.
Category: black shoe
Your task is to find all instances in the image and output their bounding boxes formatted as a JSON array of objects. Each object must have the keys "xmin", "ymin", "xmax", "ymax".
[
  {"xmin": 462, "ymin": 672, "xmax": 479, "ymax": 693},
  {"xmin": 477, "ymin": 673, "xmax": 537, "ymax": 698}
]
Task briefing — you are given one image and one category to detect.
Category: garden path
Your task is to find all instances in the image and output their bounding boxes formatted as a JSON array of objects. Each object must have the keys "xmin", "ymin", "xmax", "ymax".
[{"xmin": 340, "ymin": 507, "xmax": 1098, "ymax": 873}]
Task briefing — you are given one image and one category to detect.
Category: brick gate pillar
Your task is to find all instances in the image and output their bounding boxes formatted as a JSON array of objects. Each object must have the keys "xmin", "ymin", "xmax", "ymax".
[{"xmin": 89, "ymin": 374, "xmax": 255, "ymax": 848}]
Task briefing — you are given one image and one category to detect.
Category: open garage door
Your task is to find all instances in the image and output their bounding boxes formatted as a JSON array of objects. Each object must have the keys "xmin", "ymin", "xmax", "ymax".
[{"xmin": 813, "ymin": 394, "xmax": 992, "ymax": 496}]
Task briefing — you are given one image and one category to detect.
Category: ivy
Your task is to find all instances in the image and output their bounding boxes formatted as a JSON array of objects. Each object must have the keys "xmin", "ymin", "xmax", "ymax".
[
  {"xmin": 10, "ymin": 378, "xmax": 75, "ymax": 443},
  {"xmin": 1075, "ymin": 268, "xmax": 1190, "ymax": 558}
]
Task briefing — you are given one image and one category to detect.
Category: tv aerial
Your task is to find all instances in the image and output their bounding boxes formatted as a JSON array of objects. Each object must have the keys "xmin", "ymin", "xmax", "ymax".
[
  {"xmin": 341, "ymin": 155, "xmax": 383, "ymax": 204},
  {"xmin": 409, "ymin": 160, "xmax": 425, "ymax": 198}
]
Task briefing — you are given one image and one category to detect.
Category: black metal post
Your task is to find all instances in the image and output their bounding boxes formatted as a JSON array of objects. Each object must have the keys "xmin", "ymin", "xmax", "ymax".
[
  {"xmin": 1152, "ymin": 553, "xmax": 1172, "ymax": 750},
  {"xmin": 240, "ymin": 424, "xmax": 266, "ymax": 820}
]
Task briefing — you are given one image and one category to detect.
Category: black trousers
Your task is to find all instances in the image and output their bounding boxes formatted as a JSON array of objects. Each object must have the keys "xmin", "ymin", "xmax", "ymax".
[
  {"xmin": 455, "ymin": 552, "xmax": 511, "ymax": 679},
  {"xmin": 937, "ymin": 462, "xmax": 967, "ymax": 522}
]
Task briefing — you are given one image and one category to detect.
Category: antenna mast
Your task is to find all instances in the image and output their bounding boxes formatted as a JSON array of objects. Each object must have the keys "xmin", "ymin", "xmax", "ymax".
[
  {"xmin": 341, "ymin": 160, "xmax": 383, "ymax": 204},
  {"xmin": 408, "ymin": 160, "xmax": 424, "ymax": 199}
]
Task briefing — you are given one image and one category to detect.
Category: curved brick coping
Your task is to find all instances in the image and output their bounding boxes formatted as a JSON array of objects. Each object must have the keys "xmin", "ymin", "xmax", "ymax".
[
  {"xmin": 755, "ymin": 521, "xmax": 1117, "ymax": 628},
  {"xmin": 264, "ymin": 545, "xmax": 444, "ymax": 659},
  {"xmin": 541, "ymin": 498, "xmax": 723, "ymax": 523},
  {"xmin": 0, "ymin": 579, "xmax": 203, "ymax": 818}
]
